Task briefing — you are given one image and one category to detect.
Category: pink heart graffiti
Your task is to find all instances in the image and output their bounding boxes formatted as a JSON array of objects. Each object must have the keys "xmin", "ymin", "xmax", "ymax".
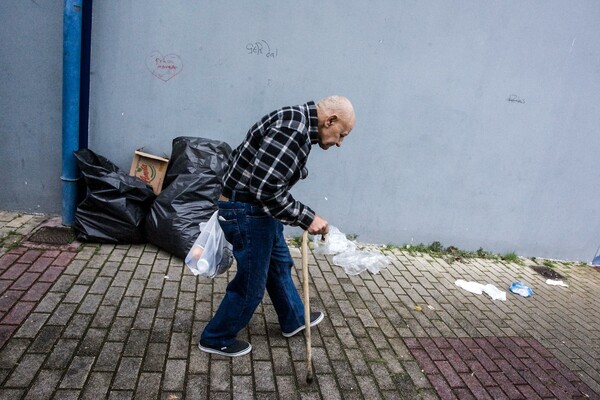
[{"xmin": 146, "ymin": 51, "xmax": 183, "ymax": 82}]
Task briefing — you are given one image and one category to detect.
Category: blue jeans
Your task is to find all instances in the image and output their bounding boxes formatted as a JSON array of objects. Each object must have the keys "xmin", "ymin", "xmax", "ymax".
[{"xmin": 200, "ymin": 200, "xmax": 305, "ymax": 348}]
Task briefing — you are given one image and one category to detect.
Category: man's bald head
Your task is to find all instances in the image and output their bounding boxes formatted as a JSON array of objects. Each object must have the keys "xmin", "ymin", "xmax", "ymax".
[{"xmin": 316, "ymin": 96, "xmax": 355, "ymax": 150}]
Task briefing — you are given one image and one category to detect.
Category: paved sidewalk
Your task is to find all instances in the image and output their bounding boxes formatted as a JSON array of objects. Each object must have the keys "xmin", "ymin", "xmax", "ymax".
[{"xmin": 0, "ymin": 211, "xmax": 599, "ymax": 399}]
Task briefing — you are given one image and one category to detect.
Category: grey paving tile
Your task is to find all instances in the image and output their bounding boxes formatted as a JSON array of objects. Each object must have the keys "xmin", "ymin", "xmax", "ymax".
[
  {"xmin": 4, "ymin": 354, "xmax": 45, "ymax": 387},
  {"xmin": 112, "ymin": 357, "xmax": 142, "ymax": 390},
  {"xmin": 80, "ymin": 372, "xmax": 113, "ymax": 400},
  {"xmin": 59, "ymin": 356, "xmax": 95, "ymax": 389},
  {"xmin": 161, "ymin": 359, "xmax": 187, "ymax": 392}
]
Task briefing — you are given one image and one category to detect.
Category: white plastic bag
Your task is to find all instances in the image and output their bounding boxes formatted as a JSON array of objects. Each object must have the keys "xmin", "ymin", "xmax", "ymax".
[
  {"xmin": 455, "ymin": 279, "xmax": 506, "ymax": 301},
  {"xmin": 185, "ymin": 211, "xmax": 233, "ymax": 278},
  {"xmin": 313, "ymin": 225, "xmax": 389, "ymax": 275},
  {"xmin": 313, "ymin": 226, "xmax": 356, "ymax": 254},
  {"xmin": 333, "ymin": 250, "xmax": 390, "ymax": 275}
]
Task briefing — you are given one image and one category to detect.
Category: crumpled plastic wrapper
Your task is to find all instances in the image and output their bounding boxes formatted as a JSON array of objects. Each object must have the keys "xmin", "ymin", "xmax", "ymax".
[{"xmin": 313, "ymin": 226, "xmax": 390, "ymax": 275}]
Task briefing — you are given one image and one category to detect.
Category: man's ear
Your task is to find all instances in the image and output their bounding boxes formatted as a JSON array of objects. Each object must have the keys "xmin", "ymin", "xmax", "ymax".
[{"xmin": 327, "ymin": 115, "xmax": 338, "ymax": 126}]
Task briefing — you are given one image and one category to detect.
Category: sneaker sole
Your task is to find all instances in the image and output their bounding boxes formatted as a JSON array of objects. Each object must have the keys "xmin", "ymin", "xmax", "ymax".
[
  {"xmin": 198, "ymin": 343, "xmax": 252, "ymax": 357},
  {"xmin": 282, "ymin": 312, "xmax": 325, "ymax": 338}
]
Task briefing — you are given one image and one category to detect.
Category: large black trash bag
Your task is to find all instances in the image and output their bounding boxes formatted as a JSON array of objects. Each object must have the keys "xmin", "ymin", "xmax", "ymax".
[
  {"xmin": 144, "ymin": 137, "xmax": 232, "ymax": 259},
  {"xmin": 73, "ymin": 149, "xmax": 156, "ymax": 243}
]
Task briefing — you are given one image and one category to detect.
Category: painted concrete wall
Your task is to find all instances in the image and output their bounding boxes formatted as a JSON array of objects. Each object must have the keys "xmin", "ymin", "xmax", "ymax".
[
  {"xmin": 0, "ymin": 0, "xmax": 64, "ymax": 214},
  {"xmin": 2, "ymin": 1, "xmax": 599, "ymax": 262}
]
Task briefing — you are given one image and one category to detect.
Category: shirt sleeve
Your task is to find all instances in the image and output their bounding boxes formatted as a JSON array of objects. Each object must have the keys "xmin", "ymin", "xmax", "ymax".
[{"xmin": 248, "ymin": 127, "xmax": 315, "ymax": 229}]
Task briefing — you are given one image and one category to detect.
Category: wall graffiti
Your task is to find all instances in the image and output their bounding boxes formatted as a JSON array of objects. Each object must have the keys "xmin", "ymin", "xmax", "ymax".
[
  {"xmin": 145, "ymin": 51, "xmax": 183, "ymax": 82},
  {"xmin": 246, "ymin": 40, "xmax": 278, "ymax": 59}
]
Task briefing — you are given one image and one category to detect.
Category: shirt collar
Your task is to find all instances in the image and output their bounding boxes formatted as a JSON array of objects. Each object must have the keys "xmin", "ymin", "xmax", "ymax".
[{"xmin": 306, "ymin": 101, "xmax": 319, "ymax": 144}]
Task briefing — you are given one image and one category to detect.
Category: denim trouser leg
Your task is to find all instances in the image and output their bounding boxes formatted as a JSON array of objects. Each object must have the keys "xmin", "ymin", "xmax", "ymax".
[
  {"xmin": 200, "ymin": 201, "xmax": 305, "ymax": 347},
  {"xmin": 266, "ymin": 221, "xmax": 305, "ymax": 332}
]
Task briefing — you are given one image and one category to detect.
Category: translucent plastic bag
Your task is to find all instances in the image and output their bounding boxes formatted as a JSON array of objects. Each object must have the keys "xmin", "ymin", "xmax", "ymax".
[
  {"xmin": 313, "ymin": 225, "xmax": 389, "ymax": 275},
  {"xmin": 185, "ymin": 211, "xmax": 233, "ymax": 278},
  {"xmin": 313, "ymin": 226, "xmax": 356, "ymax": 254},
  {"xmin": 333, "ymin": 250, "xmax": 390, "ymax": 275}
]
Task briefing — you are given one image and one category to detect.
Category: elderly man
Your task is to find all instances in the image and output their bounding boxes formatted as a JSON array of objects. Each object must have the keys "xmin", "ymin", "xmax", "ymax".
[{"xmin": 199, "ymin": 96, "xmax": 355, "ymax": 356}]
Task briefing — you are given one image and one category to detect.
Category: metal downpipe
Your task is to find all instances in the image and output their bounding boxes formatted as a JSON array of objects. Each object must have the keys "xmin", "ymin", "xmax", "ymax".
[{"xmin": 61, "ymin": 0, "xmax": 83, "ymax": 226}]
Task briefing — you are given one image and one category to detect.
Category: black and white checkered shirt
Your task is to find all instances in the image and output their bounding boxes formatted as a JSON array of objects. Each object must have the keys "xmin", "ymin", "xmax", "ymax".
[{"xmin": 222, "ymin": 101, "xmax": 319, "ymax": 230}]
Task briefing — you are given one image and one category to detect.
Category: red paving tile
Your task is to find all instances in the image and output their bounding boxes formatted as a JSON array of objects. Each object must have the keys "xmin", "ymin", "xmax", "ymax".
[
  {"xmin": 2, "ymin": 301, "xmax": 36, "ymax": 325},
  {"xmin": 52, "ymin": 252, "xmax": 76, "ymax": 267},
  {"xmin": 38, "ymin": 266, "xmax": 64, "ymax": 283},
  {"xmin": 10, "ymin": 272, "xmax": 41, "ymax": 291},
  {"xmin": 29, "ymin": 256, "xmax": 54, "ymax": 272},
  {"xmin": 0, "ymin": 263, "xmax": 28, "ymax": 280},
  {"xmin": 21, "ymin": 282, "xmax": 53, "ymax": 302},
  {"xmin": 17, "ymin": 249, "xmax": 42, "ymax": 264},
  {"xmin": 0, "ymin": 325, "xmax": 18, "ymax": 348},
  {"xmin": 0, "ymin": 254, "xmax": 20, "ymax": 270},
  {"xmin": 0, "ymin": 246, "xmax": 69, "ymax": 350},
  {"xmin": 404, "ymin": 336, "xmax": 600, "ymax": 400}
]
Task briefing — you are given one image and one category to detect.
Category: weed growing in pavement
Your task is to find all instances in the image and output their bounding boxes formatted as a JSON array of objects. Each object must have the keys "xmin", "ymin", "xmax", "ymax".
[
  {"xmin": 500, "ymin": 252, "xmax": 523, "ymax": 265},
  {"xmin": 385, "ymin": 241, "xmax": 533, "ymax": 266},
  {"xmin": 1, "ymin": 230, "xmax": 23, "ymax": 251},
  {"xmin": 543, "ymin": 259, "xmax": 557, "ymax": 269},
  {"xmin": 288, "ymin": 236, "xmax": 302, "ymax": 248}
]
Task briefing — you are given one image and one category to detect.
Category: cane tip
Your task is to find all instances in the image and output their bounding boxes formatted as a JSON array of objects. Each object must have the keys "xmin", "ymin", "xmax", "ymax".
[{"xmin": 306, "ymin": 373, "xmax": 314, "ymax": 384}]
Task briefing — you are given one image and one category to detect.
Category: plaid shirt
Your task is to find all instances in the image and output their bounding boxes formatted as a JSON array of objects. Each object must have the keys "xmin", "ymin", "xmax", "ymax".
[{"xmin": 222, "ymin": 101, "xmax": 319, "ymax": 230}]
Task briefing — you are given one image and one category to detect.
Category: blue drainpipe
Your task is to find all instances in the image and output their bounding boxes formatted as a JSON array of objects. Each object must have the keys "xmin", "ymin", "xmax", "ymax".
[{"xmin": 61, "ymin": 0, "xmax": 83, "ymax": 226}]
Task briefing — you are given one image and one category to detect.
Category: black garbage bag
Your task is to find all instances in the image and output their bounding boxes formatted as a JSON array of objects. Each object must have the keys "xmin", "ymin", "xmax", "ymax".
[
  {"xmin": 144, "ymin": 137, "xmax": 232, "ymax": 259},
  {"xmin": 73, "ymin": 149, "xmax": 156, "ymax": 243}
]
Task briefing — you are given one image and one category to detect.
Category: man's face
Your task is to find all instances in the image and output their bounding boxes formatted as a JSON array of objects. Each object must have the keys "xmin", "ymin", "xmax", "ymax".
[{"xmin": 318, "ymin": 116, "xmax": 354, "ymax": 150}]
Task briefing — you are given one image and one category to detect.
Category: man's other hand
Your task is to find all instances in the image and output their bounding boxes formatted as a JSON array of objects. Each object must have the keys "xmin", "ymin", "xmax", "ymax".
[{"xmin": 308, "ymin": 215, "xmax": 329, "ymax": 235}]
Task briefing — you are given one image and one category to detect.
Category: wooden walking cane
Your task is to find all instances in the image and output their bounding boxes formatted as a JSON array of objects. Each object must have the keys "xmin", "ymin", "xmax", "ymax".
[
  {"xmin": 301, "ymin": 230, "xmax": 327, "ymax": 384},
  {"xmin": 301, "ymin": 230, "xmax": 314, "ymax": 384}
]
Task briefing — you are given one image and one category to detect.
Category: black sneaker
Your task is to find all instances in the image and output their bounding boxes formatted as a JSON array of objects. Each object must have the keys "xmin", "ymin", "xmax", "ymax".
[
  {"xmin": 282, "ymin": 312, "xmax": 325, "ymax": 338},
  {"xmin": 198, "ymin": 339, "xmax": 252, "ymax": 357}
]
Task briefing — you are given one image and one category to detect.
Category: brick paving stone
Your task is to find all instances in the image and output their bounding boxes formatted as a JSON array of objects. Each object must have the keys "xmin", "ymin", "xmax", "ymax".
[
  {"xmin": 80, "ymin": 372, "xmax": 113, "ymax": 400},
  {"xmin": 427, "ymin": 374, "xmax": 457, "ymax": 400},
  {"xmin": 21, "ymin": 281, "xmax": 53, "ymax": 302},
  {"xmin": 142, "ymin": 342, "xmax": 167, "ymax": 372},
  {"xmin": 38, "ymin": 266, "xmax": 64, "ymax": 283},
  {"xmin": 45, "ymin": 339, "xmax": 79, "ymax": 369},
  {"xmin": 28, "ymin": 325, "xmax": 63, "ymax": 352},
  {"xmin": 209, "ymin": 359, "xmax": 231, "ymax": 392},
  {"xmin": 113, "ymin": 357, "xmax": 142, "ymax": 390},
  {"xmin": 17, "ymin": 250, "xmax": 42, "ymax": 264},
  {"xmin": 2, "ymin": 213, "xmax": 600, "ymax": 399},
  {"xmin": 1, "ymin": 263, "xmax": 28, "ymax": 280},
  {"xmin": 49, "ymin": 274, "xmax": 76, "ymax": 293},
  {"xmin": 0, "ymin": 290, "xmax": 22, "ymax": 312},
  {"xmin": 0, "ymin": 254, "xmax": 20, "ymax": 270},
  {"xmin": 149, "ymin": 317, "xmax": 172, "ymax": 343},
  {"xmin": 46, "ymin": 303, "xmax": 77, "ymax": 325},
  {"xmin": 435, "ymin": 360, "xmax": 465, "ymax": 388},
  {"xmin": 10, "ymin": 272, "xmax": 40, "ymax": 291},
  {"xmin": 94, "ymin": 342, "xmax": 124, "ymax": 372},
  {"xmin": 2, "ymin": 301, "xmax": 36, "ymax": 325},
  {"xmin": 52, "ymin": 251, "xmax": 76, "ymax": 267},
  {"xmin": 60, "ymin": 356, "xmax": 95, "ymax": 389},
  {"xmin": 78, "ymin": 327, "xmax": 107, "ymax": 356},
  {"xmin": 4, "ymin": 353, "xmax": 45, "ymax": 387},
  {"xmin": 370, "ymin": 362, "xmax": 396, "ymax": 390},
  {"xmin": 186, "ymin": 374, "xmax": 208, "ymax": 400},
  {"xmin": 63, "ymin": 314, "xmax": 92, "ymax": 338},
  {"xmin": 23, "ymin": 369, "xmax": 63, "ymax": 400},
  {"xmin": 124, "ymin": 329, "xmax": 150, "ymax": 357}
]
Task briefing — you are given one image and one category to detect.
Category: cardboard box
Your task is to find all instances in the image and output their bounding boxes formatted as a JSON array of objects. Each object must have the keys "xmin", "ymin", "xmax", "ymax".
[{"xmin": 129, "ymin": 150, "xmax": 169, "ymax": 194}]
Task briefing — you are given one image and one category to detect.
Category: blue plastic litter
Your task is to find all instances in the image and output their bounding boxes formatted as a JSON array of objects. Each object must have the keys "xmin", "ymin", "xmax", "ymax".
[{"xmin": 509, "ymin": 282, "xmax": 534, "ymax": 298}]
